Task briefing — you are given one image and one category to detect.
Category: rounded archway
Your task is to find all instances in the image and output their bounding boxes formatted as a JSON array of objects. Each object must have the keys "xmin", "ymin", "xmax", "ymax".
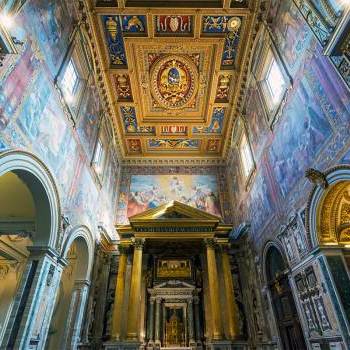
[
  {"xmin": 46, "ymin": 226, "xmax": 94, "ymax": 350},
  {"xmin": 264, "ymin": 243, "xmax": 306, "ymax": 350},
  {"xmin": 0, "ymin": 150, "xmax": 61, "ymax": 249},
  {"xmin": 307, "ymin": 166, "xmax": 350, "ymax": 248},
  {"xmin": 0, "ymin": 151, "xmax": 61, "ymax": 347}
]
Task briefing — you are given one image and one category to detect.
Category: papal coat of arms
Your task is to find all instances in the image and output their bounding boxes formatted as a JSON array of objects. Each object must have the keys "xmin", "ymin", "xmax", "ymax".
[{"xmin": 150, "ymin": 55, "xmax": 198, "ymax": 109}]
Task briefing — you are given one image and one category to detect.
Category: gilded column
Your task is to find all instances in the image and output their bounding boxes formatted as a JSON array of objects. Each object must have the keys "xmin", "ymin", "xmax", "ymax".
[
  {"xmin": 194, "ymin": 296, "xmax": 201, "ymax": 344},
  {"xmin": 187, "ymin": 298, "xmax": 195, "ymax": 345},
  {"xmin": 204, "ymin": 238, "xmax": 222, "ymax": 340},
  {"xmin": 147, "ymin": 297, "xmax": 155, "ymax": 344},
  {"xmin": 221, "ymin": 244, "xmax": 239, "ymax": 340},
  {"xmin": 111, "ymin": 246, "xmax": 128, "ymax": 340},
  {"xmin": 126, "ymin": 239, "xmax": 145, "ymax": 341},
  {"xmin": 154, "ymin": 297, "xmax": 162, "ymax": 346}
]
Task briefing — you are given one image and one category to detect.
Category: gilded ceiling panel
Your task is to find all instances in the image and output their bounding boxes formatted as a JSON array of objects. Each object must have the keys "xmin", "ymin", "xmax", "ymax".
[{"xmin": 92, "ymin": 1, "xmax": 255, "ymax": 161}]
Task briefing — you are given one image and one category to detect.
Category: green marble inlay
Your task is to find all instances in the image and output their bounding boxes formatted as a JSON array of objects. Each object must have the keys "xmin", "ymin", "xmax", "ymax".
[{"xmin": 327, "ymin": 256, "xmax": 350, "ymax": 323}]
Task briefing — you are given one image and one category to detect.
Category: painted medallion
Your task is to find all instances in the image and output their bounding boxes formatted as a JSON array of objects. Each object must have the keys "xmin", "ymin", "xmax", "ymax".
[{"xmin": 150, "ymin": 55, "xmax": 198, "ymax": 109}]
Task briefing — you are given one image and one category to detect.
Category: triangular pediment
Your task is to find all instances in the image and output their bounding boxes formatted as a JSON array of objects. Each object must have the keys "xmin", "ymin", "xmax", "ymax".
[
  {"xmin": 129, "ymin": 200, "xmax": 221, "ymax": 223},
  {"xmin": 153, "ymin": 280, "xmax": 195, "ymax": 289}
]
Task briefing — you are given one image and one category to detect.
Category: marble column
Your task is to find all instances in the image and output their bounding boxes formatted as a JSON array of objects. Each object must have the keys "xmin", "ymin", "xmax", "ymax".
[
  {"xmin": 187, "ymin": 298, "xmax": 195, "ymax": 345},
  {"xmin": 154, "ymin": 297, "xmax": 162, "ymax": 346},
  {"xmin": 194, "ymin": 296, "xmax": 202, "ymax": 344},
  {"xmin": 1, "ymin": 247, "xmax": 64, "ymax": 350},
  {"xmin": 204, "ymin": 239, "xmax": 222, "ymax": 341},
  {"xmin": 221, "ymin": 244, "xmax": 239, "ymax": 340},
  {"xmin": 62, "ymin": 279, "xmax": 90, "ymax": 349},
  {"xmin": 127, "ymin": 239, "xmax": 145, "ymax": 341},
  {"xmin": 111, "ymin": 246, "xmax": 128, "ymax": 340},
  {"xmin": 147, "ymin": 297, "xmax": 155, "ymax": 344}
]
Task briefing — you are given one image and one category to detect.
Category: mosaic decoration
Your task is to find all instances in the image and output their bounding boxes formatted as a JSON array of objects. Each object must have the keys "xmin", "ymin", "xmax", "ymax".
[
  {"xmin": 207, "ymin": 139, "xmax": 221, "ymax": 152},
  {"xmin": 120, "ymin": 15, "xmax": 147, "ymax": 35},
  {"xmin": 127, "ymin": 175, "xmax": 221, "ymax": 217},
  {"xmin": 193, "ymin": 108, "xmax": 225, "ymax": 134},
  {"xmin": 121, "ymin": 106, "xmax": 155, "ymax": 134},
  {"xmin": 150, "ymin": 54, "xmax": 198, "ymax": 109},
  {"xmin": 102, "ymin": 15, "xmax": 127, "ymax": 66},
  {"xmin": 127, "ymin": 139, "xmax": 142, "ymax": 153},
  {"xmin": 155, "ymin": 16, "xmax": 193, "ymax": 35},
  {"xmin": 215, "ymin": 74, "xmax": 231, "ymax": 102},
  {"xmin": 148, "ymin": 139, "xmax": 200, "ymax": 149},
  {"xmin": 161, "ymin": 126, "xmax": 188, "ymax": 135},
  {"xmin": 114, "ymin": 74, "xmax": 133, "ymax": 101}
]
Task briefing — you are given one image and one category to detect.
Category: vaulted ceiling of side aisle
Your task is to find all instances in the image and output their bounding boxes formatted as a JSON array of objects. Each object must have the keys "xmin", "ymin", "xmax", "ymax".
[{"xmin": 89, "ymin": 0, "xmax": 260, "ymax": 163}]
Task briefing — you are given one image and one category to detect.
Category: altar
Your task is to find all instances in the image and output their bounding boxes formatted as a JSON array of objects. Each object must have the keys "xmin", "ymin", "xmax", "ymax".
[{"xmin": 104, "ymin": 201, "xmax": 240, "ymax": 350}]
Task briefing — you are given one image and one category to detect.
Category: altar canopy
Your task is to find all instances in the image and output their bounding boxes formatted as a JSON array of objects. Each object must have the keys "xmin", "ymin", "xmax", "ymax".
[{"xmin": 107, "ymin": 201, "xmax": 239, "ymax": 350}]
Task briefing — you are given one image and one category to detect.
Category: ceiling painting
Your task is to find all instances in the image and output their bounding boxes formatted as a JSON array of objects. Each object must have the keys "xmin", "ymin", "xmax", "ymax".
[
  {"xmin": 155, "ymin": 16, "xmax": 193, "ymax": 36},
  {"xmin": 148, "ymin": 139, "xmax": 200, "ymax": 150},
  {"xmin": 114, "ymin": 74, "xmax": 133, "ymax": 101},
  {"xmin": 91, "ymin": 1, "xmax": 256, "ymax": 161},
  {"xmin": 120, "ymin": 15, "xmax": 147, "ymax": 35},
  {"xmin": 193, "ymin": 107, "xmax": 225, "ymax": 134},
  {"xmin": 121, "ymin": 106, "xmax": 155, "ymax": 135}
]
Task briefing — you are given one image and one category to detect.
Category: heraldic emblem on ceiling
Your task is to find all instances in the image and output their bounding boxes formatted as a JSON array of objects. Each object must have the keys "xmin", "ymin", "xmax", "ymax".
[{"xmin": 150, "ymin": 55, "xmax": 198, "ymax": 110}]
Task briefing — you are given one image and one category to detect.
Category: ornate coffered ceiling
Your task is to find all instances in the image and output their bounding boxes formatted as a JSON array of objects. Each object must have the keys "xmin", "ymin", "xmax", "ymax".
[{"xmin": 86, "ymin": 0, "xmax": 260, "ymax": 164}]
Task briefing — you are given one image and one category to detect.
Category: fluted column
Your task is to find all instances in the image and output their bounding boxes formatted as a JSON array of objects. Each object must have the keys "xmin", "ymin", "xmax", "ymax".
[
  {"xmin": 111, "ymin": 246, "xmax": 128, "ymax": 340},
  {"xmin": 147, "ymin": 297, "xmax": 155, "ymax": 344},
  {"xmin": 204, "ymin": 238, "xmax": 222, "ymax": 340},
  {"xmin": 154, "ymin": 297, "xmax": 162, "ymax": 346},
  {"xmin": 127, "ymin": 239, "xmax": 145, "ymax": 341},
  {"xmin": 221, "ymin": 244, "xmax": 239, "ymax": 339},
  {"xmin": 187, "ymin": 298, "xmax": 195, "ymax": 345},
  {"xmin": 194, "ymin": 296, "xmax": 201, "ymax": 344}
]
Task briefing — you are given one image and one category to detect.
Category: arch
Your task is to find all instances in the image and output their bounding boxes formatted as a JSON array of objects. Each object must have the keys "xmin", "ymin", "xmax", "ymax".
[
  {"xmin": 47, "ymin": 225, "xmax": 94, "ymax": 350},
  {"xmin": 0, "ymin": 150, "xmax": 61, "ymax": 250},
  {"xmin": 306, "ymin": 166, "xmax": 350, "ymax": 248},
  {"xmin": 61, "ymin": 225, "xmax": 95, "ymax": 281},
  {"xmin": 262, "ymin": 240, "xmax": 288, "ymax": 286},
  {"xmin": 263, "ymin": 242, "xmax": 307, "ymax": 350}
]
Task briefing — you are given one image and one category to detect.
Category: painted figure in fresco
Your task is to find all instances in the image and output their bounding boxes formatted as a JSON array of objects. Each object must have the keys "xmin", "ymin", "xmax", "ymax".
[
  {"xmin": 205, "ymin": 192, "xmax": 221, "ymax": 216},
  {"xmin": 170, "ymin": 176, "xmax": 185, "ymax": 197}
]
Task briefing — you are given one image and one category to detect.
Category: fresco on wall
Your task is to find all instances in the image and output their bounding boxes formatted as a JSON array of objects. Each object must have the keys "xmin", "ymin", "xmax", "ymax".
[
  {"xmin": 25, "ymin": 0, "xmax": 73, "ymax": 74},
  {"xmin": 246, "ymin": 90, "xmax": 268, "ymax": 160},
  {"xmin": 127, "ymin": 175, "xmax": 221, "ymax": 217},
  {"xmin": 268, "ymin": 0, "xmax": 312, "ymax": 73},
  {"xmin": 269, "ymin": 78, "xmax": 333, "ymax": 198},
  {"xmin": 0, "ymin": 41, "xmax": 40, "ymax": 131},
  {"xmin": 249, "ymin": 163, "xmax": 275, "ymax": 234},
  {"xmin": 77, "ymin": 85, "xmax": 101, "ymax": 159}
]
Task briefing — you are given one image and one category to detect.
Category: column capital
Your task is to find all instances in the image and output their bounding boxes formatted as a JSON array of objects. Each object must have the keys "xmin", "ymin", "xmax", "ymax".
[
  {"xmin": 203, "ymin": 238, "xmax": 217, "ymax": 249},
  {"xmin": 118, "ymin": 245, "xmax": 129, "ymax": 255},
  {"xmin": 132, "ymin": 238, "xmax": 145, "ymax": 250},
  {"xmin": 193, "ymin": 296, "xmax": 200, "ymax": 304},
  {"xmin": 155, "ymin": 297, "xmax": 162, "ymax": 304},
  {"xmin": 187, "ymin": 298, "xmax": 193, "ymax": 305}
]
